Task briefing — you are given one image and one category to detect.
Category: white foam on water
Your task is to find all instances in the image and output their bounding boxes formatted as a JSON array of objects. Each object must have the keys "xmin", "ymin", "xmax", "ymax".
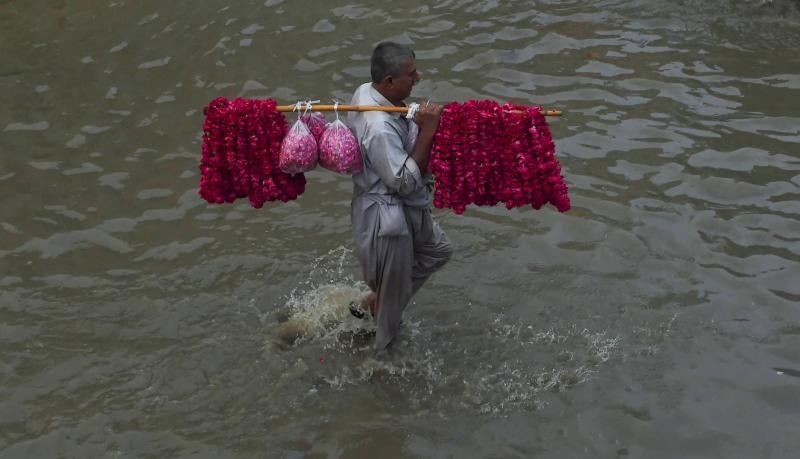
[
  {"xmin": 266, "ymin": 245, "xmax": 374, "ymax": 346},
  {"xmin": 321, "ymin": 312, "xmax": 622, "ymax": 415},
  {"xmin": 264, "ymin": 247, "xmax": 627, "ymax": 415},
  {"xmin": 453, "ymin": 317, "xmax": 624, "ymax": 414},
  {"xmin": 282, "ymin": 283, "xmax": 369, "ymax": 343}
]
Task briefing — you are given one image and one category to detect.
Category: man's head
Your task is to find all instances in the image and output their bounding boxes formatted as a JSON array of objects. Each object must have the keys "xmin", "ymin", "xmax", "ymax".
[{"xmin": 370, "ymin": 42, "xmax": 420, "ymax": 105}]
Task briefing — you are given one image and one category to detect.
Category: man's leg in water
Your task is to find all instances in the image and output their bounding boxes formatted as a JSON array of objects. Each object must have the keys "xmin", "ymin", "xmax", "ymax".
[{"xmin": 410, "ymin": 209, "xmax": 453, "ymax": 295}]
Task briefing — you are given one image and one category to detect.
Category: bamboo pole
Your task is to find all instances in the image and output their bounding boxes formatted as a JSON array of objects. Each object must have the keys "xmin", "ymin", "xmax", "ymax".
[{"xmin": 275, "ymin": 104, "xmax": 562, "ymax": 117}]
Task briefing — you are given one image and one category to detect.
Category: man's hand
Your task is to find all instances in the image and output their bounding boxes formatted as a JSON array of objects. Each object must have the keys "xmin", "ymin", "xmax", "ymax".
[
  {"xmin": 413, "ymin": 101, "xmax": 444, "ymax": 132},
  {"xmin": 409, "ymin": 101, "xmax": 443, "ymax": 175}
]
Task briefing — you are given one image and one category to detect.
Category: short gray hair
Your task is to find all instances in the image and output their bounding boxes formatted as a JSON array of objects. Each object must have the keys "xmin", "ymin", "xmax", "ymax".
[{"xmin": 370, "ymin": 42, "xmax": 415, "ymax": 83}]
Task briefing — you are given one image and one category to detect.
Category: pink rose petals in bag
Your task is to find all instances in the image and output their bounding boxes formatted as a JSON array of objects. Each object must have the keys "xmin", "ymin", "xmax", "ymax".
[
  {"xmin": 318, "ymin": 109, "xmax": 363, "ymax": 175},
  {"xmin": 279, "ymin": 117, "xmax": 318, "ymax": 175},
  {"xmin": 301, "ymin": 112, "xmax": 328, "ymax": 142}
]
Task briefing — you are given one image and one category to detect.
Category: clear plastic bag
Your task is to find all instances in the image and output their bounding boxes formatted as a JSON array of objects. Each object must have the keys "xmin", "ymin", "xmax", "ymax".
[
  {"xmin": 279, "ymin": 118, "xmax": 318, "ymax": 175},
  {"xmin": 301, "ymin": 112, "xmax": 328, "ymax": 142},
  {"xmin": 318, "ymin": 119, "xmax": 363, "ymax": 175}
]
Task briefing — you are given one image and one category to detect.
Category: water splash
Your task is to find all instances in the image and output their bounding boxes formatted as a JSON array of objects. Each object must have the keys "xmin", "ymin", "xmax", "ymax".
[
  {"xmin": 458, "ymin": 318, "xmax": 623, "ymax": 414},
  {"xmin": 263, "ymin": 247, "xmax": 625, "ymax": 415},
  {"xmin": 269, "ymin": 246, "xmax": 371, "ymax": 345}
]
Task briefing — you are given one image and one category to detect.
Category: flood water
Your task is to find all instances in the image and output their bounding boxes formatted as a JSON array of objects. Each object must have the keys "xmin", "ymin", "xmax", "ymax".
[{"xmin": 1, "ymin": 0, "xmax": 800, "ymax": 457}]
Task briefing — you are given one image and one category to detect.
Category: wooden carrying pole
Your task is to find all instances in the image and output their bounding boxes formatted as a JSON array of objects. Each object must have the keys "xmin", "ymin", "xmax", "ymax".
[{"xmin": 275, "ymin": 104, "xmax": 562, "ymax": 117}]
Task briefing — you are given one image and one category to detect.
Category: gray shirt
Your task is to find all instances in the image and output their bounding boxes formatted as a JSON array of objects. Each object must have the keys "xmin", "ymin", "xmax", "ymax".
[{"xmin": 347, "ymin": 83, "xmax": 433, "ymax": 208}]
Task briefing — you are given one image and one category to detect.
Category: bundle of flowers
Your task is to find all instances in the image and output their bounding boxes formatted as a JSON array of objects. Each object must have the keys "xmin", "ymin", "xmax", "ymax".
[
  {"xmin": 430, "ymin": 100, "xmax": 570, "ymax": 214},
  {"xmin": 199, "ymin": 97, "xmax": 305, "ymax": 208}
]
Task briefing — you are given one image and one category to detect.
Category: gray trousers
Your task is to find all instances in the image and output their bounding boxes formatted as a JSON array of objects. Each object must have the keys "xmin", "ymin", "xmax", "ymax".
[{"xmin": 351, "ymin": 194, "xmax": 453, "ymax": 349}]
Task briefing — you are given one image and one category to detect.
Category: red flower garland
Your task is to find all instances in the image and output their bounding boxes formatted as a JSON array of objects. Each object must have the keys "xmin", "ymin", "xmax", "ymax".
[
  {"xmin": 199, "ymin": 97, "xmax": 305, "ymax": 208},
  {"xmin": 200, "ymin": 97, "xmax": 569, "ymax": 214},
  {"xmin": 430, "ymin": 100, "xmax": 570, "ymax": 214}
]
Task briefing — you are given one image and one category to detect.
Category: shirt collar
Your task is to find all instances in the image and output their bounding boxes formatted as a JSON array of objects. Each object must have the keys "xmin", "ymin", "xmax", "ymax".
[{"xmin": 368, "ymin": 84, "xmax": 406, "ymax": 118}]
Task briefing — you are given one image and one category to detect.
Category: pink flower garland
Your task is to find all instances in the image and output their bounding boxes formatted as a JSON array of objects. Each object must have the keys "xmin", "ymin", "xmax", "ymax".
[
  {"xmin": 199, "ymin": 97, "xmax": 305, "ymax": 208},
  {"xmin": 430, "ymin": 100, "xmax": 570, "ymax": 214}
]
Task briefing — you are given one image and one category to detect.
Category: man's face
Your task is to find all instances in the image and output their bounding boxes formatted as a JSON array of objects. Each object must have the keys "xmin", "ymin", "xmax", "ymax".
[{"xmin": 390, "ymin": 59, "xmax": 420, "ymax": 102}]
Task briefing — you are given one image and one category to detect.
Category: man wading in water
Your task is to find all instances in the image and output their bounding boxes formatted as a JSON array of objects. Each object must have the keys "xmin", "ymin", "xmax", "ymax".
[{"xmin": 347, "ymin": 42, "xmax": 453, "ymax": 350}]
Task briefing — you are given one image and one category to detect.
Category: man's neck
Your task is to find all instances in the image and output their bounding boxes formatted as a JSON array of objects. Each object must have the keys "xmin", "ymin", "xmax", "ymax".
[{"xmin": 371, "ymin": 83, "xmax": 405, "ymax": 107}]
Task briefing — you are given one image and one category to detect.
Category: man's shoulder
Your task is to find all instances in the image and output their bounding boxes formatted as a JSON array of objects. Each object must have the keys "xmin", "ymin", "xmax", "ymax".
[{"xmin": 350, "ymin": 82, "xmax": 376, "ymax": 105}]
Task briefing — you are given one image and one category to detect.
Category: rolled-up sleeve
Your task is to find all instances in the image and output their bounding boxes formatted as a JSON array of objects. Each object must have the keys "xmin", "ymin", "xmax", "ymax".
[{"xmin": 363, "ymin": 125, "xmax": 423, "ymax": 196}]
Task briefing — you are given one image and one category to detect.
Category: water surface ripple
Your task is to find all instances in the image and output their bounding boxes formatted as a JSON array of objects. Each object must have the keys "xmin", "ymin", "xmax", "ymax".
[{"xmin": 1, "ymin": 0, "xmax": 799, "ymax": 457}]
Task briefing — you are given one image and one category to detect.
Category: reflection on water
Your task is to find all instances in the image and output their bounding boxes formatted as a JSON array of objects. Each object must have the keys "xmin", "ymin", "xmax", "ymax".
[{"xmin": 1, "ymin": 0, "xmax": 800, "ymax": 457}]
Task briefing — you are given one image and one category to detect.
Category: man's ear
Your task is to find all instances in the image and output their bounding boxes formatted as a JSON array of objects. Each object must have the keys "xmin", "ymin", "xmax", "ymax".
[{"xmin": 382, "ymin": 75, "xmax": 393, "ymax": 86}]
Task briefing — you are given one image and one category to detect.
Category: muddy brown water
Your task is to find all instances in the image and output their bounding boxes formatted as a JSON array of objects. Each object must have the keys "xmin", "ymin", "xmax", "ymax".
[{"xmin": 1, "ymin": 0, "xmax": 799, "ymax": 457}]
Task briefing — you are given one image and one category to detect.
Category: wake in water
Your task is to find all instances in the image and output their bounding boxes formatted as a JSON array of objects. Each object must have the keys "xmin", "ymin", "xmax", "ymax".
[{"xmin": 261, "ymin": 246, "xmax": 630, "ymax": 415}]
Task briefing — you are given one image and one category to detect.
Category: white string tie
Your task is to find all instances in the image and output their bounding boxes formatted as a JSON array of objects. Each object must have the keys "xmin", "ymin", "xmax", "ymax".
[{"xmin": 406, "ymin": 102, "xmax": 420, "ymax": 120}]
